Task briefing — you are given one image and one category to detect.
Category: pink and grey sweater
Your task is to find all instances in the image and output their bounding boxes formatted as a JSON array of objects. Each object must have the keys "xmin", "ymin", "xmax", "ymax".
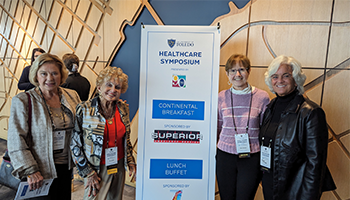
[{"xmin": 217, "ymin": 87, "xmax": 270, "ymax": 154}]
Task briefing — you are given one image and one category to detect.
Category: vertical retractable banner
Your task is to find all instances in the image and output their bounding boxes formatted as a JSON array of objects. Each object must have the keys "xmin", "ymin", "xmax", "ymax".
[{"xmin": 137, "ymin": 25, "xmax": 220, "ymax": 200}]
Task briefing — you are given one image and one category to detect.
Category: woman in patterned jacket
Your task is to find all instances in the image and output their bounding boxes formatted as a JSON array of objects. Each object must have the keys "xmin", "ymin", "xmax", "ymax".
[{"xmin": 70, "ymin": 66, "xmax": 136, "ymax": 200}]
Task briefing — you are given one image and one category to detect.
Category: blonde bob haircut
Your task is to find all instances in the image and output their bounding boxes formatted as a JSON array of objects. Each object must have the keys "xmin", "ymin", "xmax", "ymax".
[
  {"xmin": 29, "ymin": 53, "xmax": 68, "ymax": 87},
  {"xmin": 96, "ymin": 66, "xmax": 128, "ymax": 94},
  {"xmin": 264, "ymin": 55, "xmax": 307, "ymax": 94}
]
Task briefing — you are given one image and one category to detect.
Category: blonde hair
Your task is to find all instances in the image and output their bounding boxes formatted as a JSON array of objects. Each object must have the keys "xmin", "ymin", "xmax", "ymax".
[
  {"xmin": 96, "ymin": 66, "xmax": 128, "ymax": 93},
  {"xmin": 29, "ymin": 53, "xmax": 68, "ymax": 87},
  {"xmin": 265, "ymin": 55, "xmax": 306, "ymax": 94}
]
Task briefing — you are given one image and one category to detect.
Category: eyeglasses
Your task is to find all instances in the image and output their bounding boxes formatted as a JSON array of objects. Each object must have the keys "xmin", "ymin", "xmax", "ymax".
[{"xmin": 228, "ymin": 68, "xmax": 248, "ymax": 75}]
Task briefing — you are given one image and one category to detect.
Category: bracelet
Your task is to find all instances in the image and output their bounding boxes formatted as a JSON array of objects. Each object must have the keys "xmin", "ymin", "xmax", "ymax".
[{"xmin": 87, "ymin": 171, "xmax": 96, "ymax": 178}]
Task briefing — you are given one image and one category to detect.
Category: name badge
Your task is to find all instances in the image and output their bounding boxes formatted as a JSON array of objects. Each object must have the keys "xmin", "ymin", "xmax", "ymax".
[
  {"xmin": 53, "ymin": 130, "xmax": 65, "ymax": 152},
  {"xmin": 260, "ymin": 145, "xmax": 271, "ymax": 170},
  {"xmin": 105, "ymin": 147, "xmax": 118, "ymax": 175},
  {"xmin": 235, "ymin": 133, "xmax": 251, "ymax": 154}
]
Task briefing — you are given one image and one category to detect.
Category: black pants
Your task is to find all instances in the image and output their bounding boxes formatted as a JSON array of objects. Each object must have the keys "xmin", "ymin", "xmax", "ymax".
[
  {"xmin": 216, "ymin": 149, "xmax": 262, "ymax": 200},
  {"xmin": 28, "ymin": 164, "xmax": 72, "ymax": 200},
  {"xmin": 262, "ymin": 169, "xmax": 274, "ymax": 200}
]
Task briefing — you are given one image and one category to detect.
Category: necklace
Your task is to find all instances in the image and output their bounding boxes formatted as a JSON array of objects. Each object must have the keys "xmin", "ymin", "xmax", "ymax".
[
  {"xmin": 49, "ymin": 106, "xmax": 64, "ymax": 121},
  {"xmin": 39, "ymin": 87, "xmax": 66, "ymax": 128},
  {"xmin": 107, "ymin": 119, "xmax": 113, "ymax": 125}
]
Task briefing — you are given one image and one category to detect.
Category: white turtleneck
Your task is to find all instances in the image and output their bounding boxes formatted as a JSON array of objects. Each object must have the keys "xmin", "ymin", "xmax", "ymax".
[{"xmin": 230, "ymin": 83, "xmax": 255, "ymax": 94}]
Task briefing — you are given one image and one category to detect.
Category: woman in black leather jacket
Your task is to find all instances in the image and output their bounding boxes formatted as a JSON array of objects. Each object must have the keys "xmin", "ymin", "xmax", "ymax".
[{"xmin": 259, "ymin": 55, "xmax": 336, "ymax": 200}]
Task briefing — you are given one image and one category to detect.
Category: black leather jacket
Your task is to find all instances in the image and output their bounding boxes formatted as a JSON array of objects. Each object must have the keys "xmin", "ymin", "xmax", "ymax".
[{"xmin": 260, "ymin": 94, "xmax": 336, "ymax": 200}]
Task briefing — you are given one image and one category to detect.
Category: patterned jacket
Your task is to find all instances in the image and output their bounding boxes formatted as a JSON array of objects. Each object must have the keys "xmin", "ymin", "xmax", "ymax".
[
  {"xmin": 8, "ymin": 87, "xmax": 80, "ymax": 179},
  {"xmin": 70, "ymin": 96, "xmax": 135, "ymax": 178}
]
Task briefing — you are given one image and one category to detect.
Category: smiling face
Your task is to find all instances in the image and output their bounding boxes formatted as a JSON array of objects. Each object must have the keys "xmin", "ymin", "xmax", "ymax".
[
  {"xmin": 226, "ymin": 63, "xmax": 250, "ymax": 90},
  {"xmin": 271, "ymin": 64, "xmax": 297, "ymax": 96},
  {"xmin": 98, "ymin": 76, "xmax": 122, "ymax": 102},
  {"xmin": 36, "ymin": 63, "xmax": 61, "ymax": 93}
]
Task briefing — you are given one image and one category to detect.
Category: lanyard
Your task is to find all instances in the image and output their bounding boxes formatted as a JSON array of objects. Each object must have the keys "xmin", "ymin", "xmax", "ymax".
[
  {"xmin": 39, "ymin": 87, "xmax": 66, "ymax": 129},
  {"xmin": 105, "ymin": 108, "xmax": 118, "ymax": 149},
  {"xmin": 230, "ymin": 91, "xmax": 253, "ymax": 134}
]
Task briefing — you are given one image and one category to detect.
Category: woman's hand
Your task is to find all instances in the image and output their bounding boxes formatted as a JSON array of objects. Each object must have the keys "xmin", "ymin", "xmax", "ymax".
[
  {"xmin": 85, "ymin": 171, "xmax": 101, "ymax": 197},
  {"xmin": 27, "ymin": 171, "xmax": 43, "ymax": 191},
  {"xmin": 128, "ymin": 163, "xmax": 136, "ymax": 177}
]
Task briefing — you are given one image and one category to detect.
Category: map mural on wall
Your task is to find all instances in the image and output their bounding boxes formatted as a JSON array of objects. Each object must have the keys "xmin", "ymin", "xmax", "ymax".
[
  {"xmin": 0, "ymin": 0, "xmax": 349, "ymax": 199},
  {"xmin": 110, "ymin": 0, "xmax": 251, "ymax": 120}
]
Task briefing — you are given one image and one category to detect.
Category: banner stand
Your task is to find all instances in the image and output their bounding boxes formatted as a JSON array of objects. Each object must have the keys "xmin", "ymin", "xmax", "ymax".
[{"xmin": 137, "ymin": 25, "xmax": 221, "ymax": 200}]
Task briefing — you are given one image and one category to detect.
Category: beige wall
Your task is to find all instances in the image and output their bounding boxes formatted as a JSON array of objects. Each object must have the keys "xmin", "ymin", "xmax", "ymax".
[{"xmin": 0, "ymin": 0, "xmax": 348, "ymax": 199}]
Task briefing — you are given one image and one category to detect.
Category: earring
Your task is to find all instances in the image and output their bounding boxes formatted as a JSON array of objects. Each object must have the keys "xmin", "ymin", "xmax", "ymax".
[{"xmin": 227, "ymin": 81, "xmax": 232, "ymax": 85}]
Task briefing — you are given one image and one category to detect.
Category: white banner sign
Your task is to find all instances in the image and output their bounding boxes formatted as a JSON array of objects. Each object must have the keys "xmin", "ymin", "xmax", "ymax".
[{"xmin": 136, "ymin": 25, "xmax": 220, "ymax": 200}]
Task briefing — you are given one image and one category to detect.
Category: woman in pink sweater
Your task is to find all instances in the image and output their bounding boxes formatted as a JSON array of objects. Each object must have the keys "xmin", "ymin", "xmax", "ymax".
[{"xmin": 216, "ymin": 54, "xmax": 270, "ymax": 200}]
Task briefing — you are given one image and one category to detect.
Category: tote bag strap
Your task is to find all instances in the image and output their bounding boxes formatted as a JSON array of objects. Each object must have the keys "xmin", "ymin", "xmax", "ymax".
[{"xmin": 25, "ymin": 92, "xmax": 33, "ymax": 149}]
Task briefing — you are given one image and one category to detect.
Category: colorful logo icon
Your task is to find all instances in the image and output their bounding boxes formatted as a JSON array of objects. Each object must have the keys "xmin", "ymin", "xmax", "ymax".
[
  {"xmin": 172, "ymin": 190, "xmax": 182, "ymax": 200},
  {"xmin": 168, "ymin": 39, "xmax": 176, "ymax": 48},
  {"xmin": 172, "ymin": 75, "xmax": 186, "ymax": 88}
]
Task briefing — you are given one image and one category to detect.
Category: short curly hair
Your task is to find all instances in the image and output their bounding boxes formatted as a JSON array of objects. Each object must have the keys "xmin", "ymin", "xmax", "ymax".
[
  {"xmin": 29, "ymin": 53, "xmax": 68, "ymax": 87},
  {"xmin": 96, "ymin": 66, "xmax": 128, "ymax": 93},
  {"xmin": 62, "ymin": 53, "xmax": 79, "ymax": 72},
  {"xmin": 265, "ymin": 55, "xmax": 306, "ymax": 94}
]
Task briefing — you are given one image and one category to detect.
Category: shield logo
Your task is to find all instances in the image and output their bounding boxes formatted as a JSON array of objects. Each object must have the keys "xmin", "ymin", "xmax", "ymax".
[{"xmin": 168, "ymin": 39, "xmax": 175, "ymax": 48}]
